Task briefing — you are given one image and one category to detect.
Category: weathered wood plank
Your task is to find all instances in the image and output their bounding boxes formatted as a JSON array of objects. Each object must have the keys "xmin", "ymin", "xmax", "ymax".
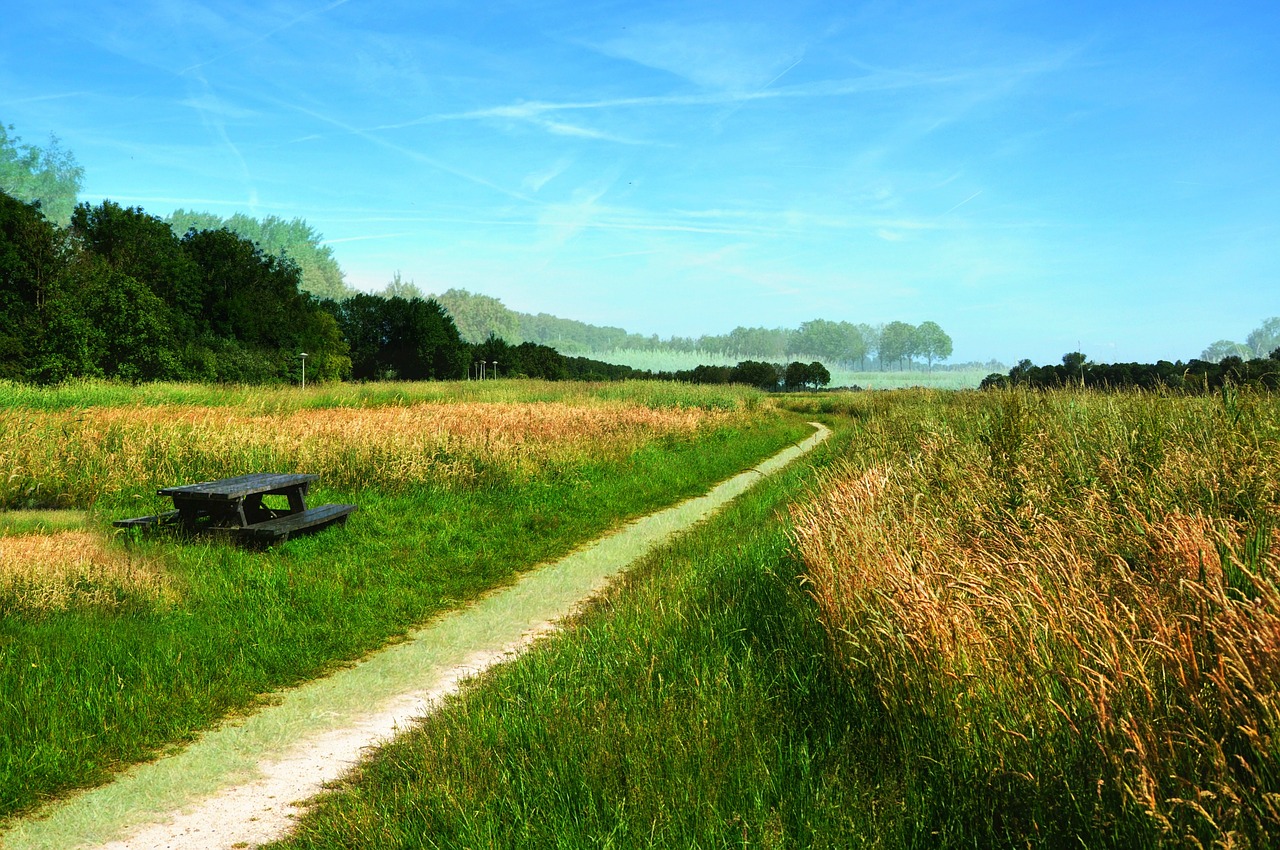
[
  {"xmin": 238, "ymin": 503, "xmax": 357, "ymax": 544},
  {"xmin": 113, "ymin": 509, "xmax": 182, "ymax": 529},
  {"xmin": 158, "ymin": 473, "xmax": 317, "ymax": 501}
]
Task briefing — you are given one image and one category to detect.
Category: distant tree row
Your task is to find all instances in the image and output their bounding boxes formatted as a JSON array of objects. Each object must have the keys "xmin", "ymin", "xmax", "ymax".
[
  {"xmin": 644, "ymin": 360, "xmax": 831, "ymax": 391},
  {"xmin": 981, "ymin": 347, "xmax": 1280, "ymax": 392},
  {"xmin": 430, "ymin": 287, "xmax": 954, "ymax": 370}
]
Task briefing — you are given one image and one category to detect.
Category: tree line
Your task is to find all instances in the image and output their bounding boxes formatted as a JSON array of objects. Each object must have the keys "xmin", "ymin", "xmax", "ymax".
[
  {"xmin": 981, "ymin": 343, "xmax": 1280, "ymax": 392},
  {"xmin": 432, "ymin": 287, "xmax": 957, "ymax": 370},
  {"xmin": 0, "ymin": 191, "xmax": 352, "ymax": 383},
  {"xmin": 0, "ymin": 190, "xmax": 652, "ymax": 386}
]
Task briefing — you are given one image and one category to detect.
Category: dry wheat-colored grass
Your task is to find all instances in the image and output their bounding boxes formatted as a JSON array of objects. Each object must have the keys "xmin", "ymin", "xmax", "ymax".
[
  {"xmin": 791, "ymin": 389, "xmax": 1280, "ymax": 846},
  {"xmin": 0, "ymin": 531, "xmax": 174, "ymax": 612},
  {"xmin": 0, "ymin": 400, "xmax": 732, "ymax": 508}
]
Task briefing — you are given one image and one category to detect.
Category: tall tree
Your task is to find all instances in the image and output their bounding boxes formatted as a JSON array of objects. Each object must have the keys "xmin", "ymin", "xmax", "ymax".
[
  {"xmin": 787, "ymin": 319, "xmax": 867, "ymax": 364},
  {"xmin": 916, "ymin": 320, "xmax": 953, "ymax": 370},
  {"xmin": 0, "ymin": 190, "xmax": 67, "ymax": 378},
  {"xmin": 433, "ymin": 288, "xmax": 522, "ymax": 344},
  {"xmin": 1246, "ymin": 317, "xmax": 1280, "ymax": 359},
  {"xmin": 70, "ymin": 200, "xmax": 202, "ymax": 335},
  {"xmin": 1201, "ymin": 339, "xmax": 1253, "ymax": 363},
  {"xmin": 857, "ymin": 323, "xmax": 882, "ymax": 369},
  {"xmin": 0, "ymin": 124, "xmax": 83, "ymax": 225},
  {"xmin": 167, "ymin": 209, "xmax": 354, "ymax": 301},
  {"xmin": 382, "ymin": 270, "xmax": 423, "ymax": 300},
  {"xmin": 879, "ymin": 321, "xmax": 918, "ymax": 370}
]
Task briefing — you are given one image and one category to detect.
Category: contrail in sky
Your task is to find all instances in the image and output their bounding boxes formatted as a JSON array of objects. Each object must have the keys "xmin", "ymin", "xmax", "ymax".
[{"xmin": 942, "ymin": 190, "xmax": 983, "ymax": 216}]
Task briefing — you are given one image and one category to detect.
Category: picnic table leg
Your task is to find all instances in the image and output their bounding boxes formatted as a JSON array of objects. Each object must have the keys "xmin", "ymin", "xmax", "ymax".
[
  {"xmin": 286, "ymin": 484, "xmax": 308, "ymax": 514},
  {"xmin": 171, "ymin": 498, "xmax": 206, "ymax": 533}
]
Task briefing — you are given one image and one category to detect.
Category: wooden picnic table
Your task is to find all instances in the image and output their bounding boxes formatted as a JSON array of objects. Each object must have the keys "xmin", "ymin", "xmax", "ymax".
[{"xmin": 116, "ymin": 472, "xmax": 355, "ymax": 545}]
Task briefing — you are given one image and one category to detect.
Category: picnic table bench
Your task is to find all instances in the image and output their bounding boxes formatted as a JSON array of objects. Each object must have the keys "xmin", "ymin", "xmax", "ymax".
[{"xmin": 114, "ymin": 472, "xmax": 355, "ymax": 545}]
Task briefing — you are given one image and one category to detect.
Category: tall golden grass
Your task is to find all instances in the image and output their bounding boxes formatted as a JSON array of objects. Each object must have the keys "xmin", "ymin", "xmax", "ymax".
[
  {"xmin": 791, "ymin": 388, "xmax": 1280, "ymax": 845},
  {"xmin": 0, "ymin": 531, "xmax": 173, "ymax": 612},
  {"xmin": 0, "ymin": 400, "xmax": 733, "ymax": 509}
]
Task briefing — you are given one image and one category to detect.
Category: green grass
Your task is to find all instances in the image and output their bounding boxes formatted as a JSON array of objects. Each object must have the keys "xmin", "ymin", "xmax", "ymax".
[
  {"xmin": 0, "ymin": 510, "xmax": 88, "ymax": 536},
  {"xmin": 0, "ymin": 377, "xmax": 766, "ymax": 413},
  {"xmin": 0, "ymin": 399, "xmax": 808, "ymax": 822},
  {"xmin": 268, "ymin": 419, "xmax": 872, "ymax": 850},
  {"xmin": 268, "ymin": 388, "xmax": 1280, "ymax": 849}
]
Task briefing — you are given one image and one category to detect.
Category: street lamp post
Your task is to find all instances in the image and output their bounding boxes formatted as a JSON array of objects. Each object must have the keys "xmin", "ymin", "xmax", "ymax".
[
  {"xmin": 492, "ymin": 360, "xmax": 498, "ymax": 379},
  {"xmin": 300, "ymin": 352, "xmax": 307, "ymax": 389}
]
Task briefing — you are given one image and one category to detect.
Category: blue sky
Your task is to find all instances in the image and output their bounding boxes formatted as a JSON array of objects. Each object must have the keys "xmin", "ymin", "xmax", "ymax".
[{"xmin": 3, "ymin": 0, "xmax": 1278, "ymax": 364}]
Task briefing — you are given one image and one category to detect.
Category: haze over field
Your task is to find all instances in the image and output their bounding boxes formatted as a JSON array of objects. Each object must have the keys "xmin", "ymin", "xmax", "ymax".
[{"xmin": 3, "ymin": 1, "xmax": 1278, "ymax": 365}]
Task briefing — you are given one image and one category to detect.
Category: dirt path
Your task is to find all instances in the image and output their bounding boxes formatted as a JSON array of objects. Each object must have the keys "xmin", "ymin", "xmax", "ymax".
[{"xmin": 3, "ymin": 423, "xmax": 830, "ymax": 850}]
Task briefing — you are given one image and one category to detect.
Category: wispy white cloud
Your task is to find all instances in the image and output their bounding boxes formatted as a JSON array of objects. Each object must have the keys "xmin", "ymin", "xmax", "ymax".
[
  {"xmin": 585, "ymin": 19, "xmax": 806, "ymax": 92},
  {"xmin": 260, "ymin": 95, "xmax": 541, "ymax": 205},
  {"xmin": 523, "ymin": 158, "xmax": 573, "ymax": 193},
  {"xmin": 421, "ymin": 54, "xmax": 1072, "ymax": 138},
  {"xmin": 178, "ymin": 94, "xmax": 259, "ymax": 121},
  {"xmin": 180, "ymin": 0, "xmax": 357, "ymax": 74},
  {"xmin": 186, "ymin": 70, "xmax": 259, "ymax": 212}
]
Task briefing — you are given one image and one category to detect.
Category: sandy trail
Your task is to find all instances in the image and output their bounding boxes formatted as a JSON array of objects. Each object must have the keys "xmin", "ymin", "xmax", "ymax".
[{"xmin": 3, "ymin": 423, "xmax": 829, "ymax": 850}]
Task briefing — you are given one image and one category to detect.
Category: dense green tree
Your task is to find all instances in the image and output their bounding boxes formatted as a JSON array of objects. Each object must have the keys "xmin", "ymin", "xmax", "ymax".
[
  {"xmin": 807, "ymin": 361, "xmax": 831, "ymax": 388},
  {"xmin": 916, "ymin": 320, "xmax": 953, "ymax": 370},
  {"xmin": 180, "ymin": 227, "xmax": 298, "ymax": 346},
  {"xmin": 0, "ymin": 190, "xmax": 66, "ymax": 378},
  {"xmin": 784, "ymin": 361, "xmax": 809, "ymax": 390},
  {"xmin": 471, "ymin": 333, "xmax": 514, "ymax": 378},
  {"xmin": 334, "ymin": 294, "xmax": 465, "ymax": 380},
  {"xmin": 0, "ymin": 124, "xmax": 83, "ymax": 225},
  {"xmin": 73, "ymin": 258, "xmax": 180, "ymax": 382},
  {"xmin": 513, "ymin": 341, "xmax": 569, "ymax": 380},
  {"xmin": 167, "ymin": 209, "xmax": 353, "ymax": 301},
  {"xmin": 433, "ymin": 288, "xmax": 522, "ymax": 344},
  {"xmin": 879, "ymin": 321, "xmax": 918, "ymax": 370},
  {"xmin": 382, "ymin": 271, "xmax": 423, "ymax": 301},
  {"xmin": 730, "ymin": 360, "xmax": 781, "ymax": 390},
  {"xmin": 70, "ymin": 201, "xmax": 202, "ymax": 335}
]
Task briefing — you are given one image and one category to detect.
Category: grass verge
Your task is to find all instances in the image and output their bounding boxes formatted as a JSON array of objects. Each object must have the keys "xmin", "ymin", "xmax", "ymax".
[
  {"xmin": 270, "ymin": 387, "xmax": 1280, "ymax": 849},
  {"xmin": 267, "ymin": 419, "xmax": 870, "ymax": 849},
  {"xmin": 0, "ymin": 398, "xmax": 807, "ymax": 823}
]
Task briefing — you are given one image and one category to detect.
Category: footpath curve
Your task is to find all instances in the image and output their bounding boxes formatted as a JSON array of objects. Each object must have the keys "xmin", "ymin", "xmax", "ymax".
[{"xmin": 4, "ymin": 422, "xmax": 831, "ymax": 850}]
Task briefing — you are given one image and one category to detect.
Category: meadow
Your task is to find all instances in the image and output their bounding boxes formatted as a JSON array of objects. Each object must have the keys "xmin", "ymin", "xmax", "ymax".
[
  {"xmin": 0, "ymin": 379, "xmax": 808, "ymax": 821},
  {"xmin": 270, "ymin": 387, "xmax": 1280, "ymax": 849}
]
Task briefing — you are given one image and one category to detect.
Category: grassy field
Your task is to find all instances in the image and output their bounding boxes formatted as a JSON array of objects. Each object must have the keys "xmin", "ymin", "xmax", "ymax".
[
  {"xmin": 0, "ymin": 379, "xmax": 809, "ymax": 822},
  {"xmin": 589, "ymin": 348, "xmax": 993, "ymax": 389},
  {"xmin": 269, "ymin": 387, "xmax": 1280, "ymax": 849}
]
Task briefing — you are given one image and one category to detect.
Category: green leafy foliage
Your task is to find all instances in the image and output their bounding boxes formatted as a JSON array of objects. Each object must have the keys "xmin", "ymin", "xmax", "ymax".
[
  {"xmin": 333, "ymin": 293, "xmax": 464, "ymax": 381},
  {"xmin": 983, "ymin": 344, "xmax": 1280, "ymax": 392},
  {"xmin": 0, "ymin": 123, "xmax": 83, "ymax": 226},
  {"xmin": 0, "ymin": 191, "xmax": 350, "ymax": 384},
  {"xmin": 429, "ymin": 287, "xmax": 951, "ymax": 370},
  {"xmin": 167, "ymin": 209, "xmax": 354, "ymax": 301}
]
